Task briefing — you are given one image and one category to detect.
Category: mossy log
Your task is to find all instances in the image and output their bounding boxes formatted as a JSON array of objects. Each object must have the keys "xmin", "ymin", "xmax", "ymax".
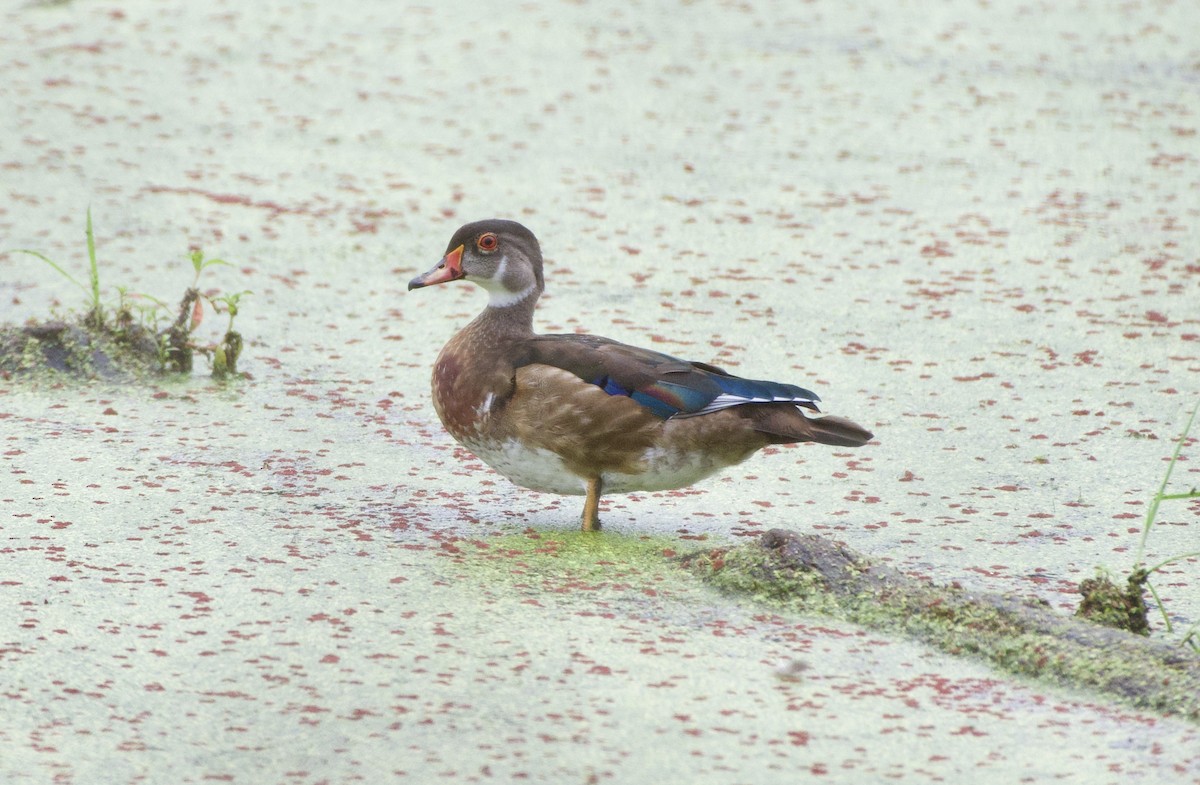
[
  {"xmin": 0, "ymin": 320, "xmax": 149, "ymax": 380},
  {"xmin": 0, "ymin": 288, "xmax": 234, "ymax": 381},
  {"xmin": 686, "ymin": 529, "xmax": 1200, "ymax": 722}
]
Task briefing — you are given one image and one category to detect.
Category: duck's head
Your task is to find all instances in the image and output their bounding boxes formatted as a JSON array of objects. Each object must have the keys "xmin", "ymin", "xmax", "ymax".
[{"xmin": 409, "ymin": 219, "xmax": 544, "ymax": 308}]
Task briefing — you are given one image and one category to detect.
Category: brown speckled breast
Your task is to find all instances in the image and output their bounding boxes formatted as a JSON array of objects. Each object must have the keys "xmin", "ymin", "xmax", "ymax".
[{"xmin": 430, "ymin": 322, "xmax": 515, "ymax": 442}]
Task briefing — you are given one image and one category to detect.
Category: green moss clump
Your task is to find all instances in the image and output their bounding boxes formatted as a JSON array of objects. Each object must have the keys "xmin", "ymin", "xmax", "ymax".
[
  {"xmin": 685, "ymin": 545, "xmax": 841, "ymax": 614},
  {"xmin": 1075, "ymin": 569, "xmax": 1150, "ymax": 635}
]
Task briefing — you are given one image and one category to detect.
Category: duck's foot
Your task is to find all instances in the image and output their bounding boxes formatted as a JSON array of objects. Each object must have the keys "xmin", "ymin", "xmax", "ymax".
[{"xmin": 581, "ymin": 477, "xmax": 602, "ymax": 532}]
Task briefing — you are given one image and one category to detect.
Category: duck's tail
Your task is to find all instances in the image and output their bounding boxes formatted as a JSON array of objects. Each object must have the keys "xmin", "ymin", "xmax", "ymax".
[{"xmin": 748, "ymin": 405, "xmax": 874, "ymax": 447}]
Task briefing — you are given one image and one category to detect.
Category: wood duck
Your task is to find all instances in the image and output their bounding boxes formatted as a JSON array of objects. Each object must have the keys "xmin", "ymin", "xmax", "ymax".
[{"xmin": 409, "ymin": 219, "xmax": 873, "ymax": 531}]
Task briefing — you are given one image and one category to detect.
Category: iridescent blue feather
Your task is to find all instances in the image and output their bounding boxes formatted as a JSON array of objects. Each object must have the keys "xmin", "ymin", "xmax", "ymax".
[{"xmin": 591, "ymin": 369, "xmax": 820, "ymax": 421}]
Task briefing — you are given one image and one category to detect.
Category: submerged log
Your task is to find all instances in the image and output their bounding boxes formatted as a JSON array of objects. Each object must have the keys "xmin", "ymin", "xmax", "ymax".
[{"xmin": 686, "ymin": 529, "xmax": 1200, "ymax": 722}]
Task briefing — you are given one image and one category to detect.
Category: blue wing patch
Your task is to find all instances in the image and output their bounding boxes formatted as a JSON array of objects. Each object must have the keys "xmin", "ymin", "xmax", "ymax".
[{"xmin": 591, "ymin": 372, "xmax": 820, "ymax": 421}]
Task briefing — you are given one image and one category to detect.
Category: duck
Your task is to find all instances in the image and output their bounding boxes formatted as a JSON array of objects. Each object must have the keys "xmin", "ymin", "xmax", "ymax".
[{"xmin": 408, "ymin": 219, "xmax": 873, "ymax": 532}]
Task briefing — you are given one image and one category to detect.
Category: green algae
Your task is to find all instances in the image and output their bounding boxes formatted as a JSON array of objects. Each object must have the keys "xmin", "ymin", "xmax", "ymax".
[{"xmin": 452, "ymin": 528, "xmax": 700, "ymax": 592}]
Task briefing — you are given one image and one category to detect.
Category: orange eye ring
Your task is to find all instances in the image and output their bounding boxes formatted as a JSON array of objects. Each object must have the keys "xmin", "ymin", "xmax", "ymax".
[{"xmin": 477, "ymin": 233, "xmax": 499, "ymax": 253}]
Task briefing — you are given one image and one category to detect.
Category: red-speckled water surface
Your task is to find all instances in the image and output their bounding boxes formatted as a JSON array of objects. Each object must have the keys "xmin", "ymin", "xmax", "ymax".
[{"xmin": 2, "ymin": 1, "xmax": 1197, "ymax": 783}]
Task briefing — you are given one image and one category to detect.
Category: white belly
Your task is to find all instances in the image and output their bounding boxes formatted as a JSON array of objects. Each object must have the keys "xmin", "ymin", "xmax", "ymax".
[{"xmin": 463, "ymin": 438, "xmax": 735, "ymax": 496}]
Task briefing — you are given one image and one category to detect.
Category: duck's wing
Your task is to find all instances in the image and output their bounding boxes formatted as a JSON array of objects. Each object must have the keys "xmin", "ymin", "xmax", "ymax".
[{"xmin": 520, "ymin": 334, "xmax": 822, "ymax": 421}]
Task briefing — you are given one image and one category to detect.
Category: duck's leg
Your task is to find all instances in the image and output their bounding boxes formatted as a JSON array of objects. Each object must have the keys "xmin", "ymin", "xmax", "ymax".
[{"xmin": 582, "ymin": 476, "xmax": 603, "ymax": 532}]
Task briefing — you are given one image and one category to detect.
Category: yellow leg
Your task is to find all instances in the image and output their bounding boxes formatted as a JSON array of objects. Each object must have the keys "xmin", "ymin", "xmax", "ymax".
[{"xmin": 582, "ymin": 477, "xmax": 602, "ymax": 532}]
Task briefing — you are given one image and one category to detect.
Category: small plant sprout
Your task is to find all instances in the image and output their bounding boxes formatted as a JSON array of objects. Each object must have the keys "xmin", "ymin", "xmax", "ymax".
[
  {"xmin": 115, "ymin": 287, "xmax": 169, "ymax": 327},
  {"xmin": 1133, "ymin": 400, "xmax": 1200, "ymax": 649},
  {"xmin": 209, "ymin": 290, "xmax": 251, "ymax": 333},
  {"xmin": 206, "ymin": 290, "xmax": 250, "ymax": 379},
  {"xmin": 190, "ymin": 249, "xmax": 231, "ymax": 287}
]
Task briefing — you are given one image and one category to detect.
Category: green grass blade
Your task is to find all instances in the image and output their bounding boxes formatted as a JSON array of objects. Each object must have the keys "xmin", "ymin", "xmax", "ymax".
[
  {"xmin": 126, "ymin": 291, "xmax": 170, "ymax": 309},
  {"xmin": 1144, "ymin": 551, "xmax": 1200, "ymax": 576},
  {"xmin": 85, "ymin": 206, "xmax": 100, "ymax": 310},
  {"xmin": 1182, "ymin": 624, "xmax": 1200, "ymax": 653},
  {"xmin": 13, "ymin": 249, "xmax": 88, "ymax": 293},
  {"xmin": 1144, "ymin": 578, "xmax": 1173, "ymax": 634},
  {"xmin": 1135, "ymin": 399, "xmax": 1200, "ymax": 565}
]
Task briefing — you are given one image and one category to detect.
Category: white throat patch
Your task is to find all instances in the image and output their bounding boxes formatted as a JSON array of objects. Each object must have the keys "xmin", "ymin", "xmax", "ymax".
[{"xmin": 485, "ymin": 255, "xmax": 536, "ymax": 308}]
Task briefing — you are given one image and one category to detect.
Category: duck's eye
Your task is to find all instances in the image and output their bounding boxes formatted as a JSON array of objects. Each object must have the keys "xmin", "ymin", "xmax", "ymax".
[{"xmin": 477, "ymin": 233, "xmax": 499, "ymax": 253}]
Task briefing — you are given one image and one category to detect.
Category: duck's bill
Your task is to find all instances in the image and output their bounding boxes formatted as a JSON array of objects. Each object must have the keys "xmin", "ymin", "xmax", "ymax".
[{"xmin": 408, "ymin": 245, "xmax": 465, "ymax": 290}]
